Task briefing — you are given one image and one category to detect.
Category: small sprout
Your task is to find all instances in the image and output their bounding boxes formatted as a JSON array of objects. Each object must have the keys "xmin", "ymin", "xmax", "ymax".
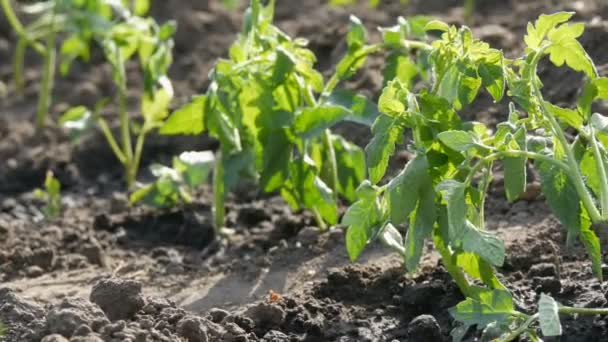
[
  {"xmin": 130, "ymin": 151, "xmax": 215, "ymax": 208},
  {"xmin": 34, "ymin": 171, "xmax": 61, "ymax": 219}
]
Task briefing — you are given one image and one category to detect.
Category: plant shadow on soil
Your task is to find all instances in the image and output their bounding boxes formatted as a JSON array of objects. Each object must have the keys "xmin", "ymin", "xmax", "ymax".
[{"xmin": 2, "ymin": 0, "xmax": 608, "ymax": 341}]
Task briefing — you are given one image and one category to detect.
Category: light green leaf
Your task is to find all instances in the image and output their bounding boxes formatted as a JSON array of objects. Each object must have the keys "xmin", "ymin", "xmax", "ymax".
[
  {"xmin": 437, "ymin": 131, "xmax": 476, "ymax": 152},
  {"xmin": 378, "ymin": 80, "xmax": 406, "ymax": 117},
  {"xmin": 456, "ymin": 252, "xmax": 504, "ymax": 289},
  {"xmin": 387, "ymin": 154, "xmax": 428, "ymax": 224},
  {"xmin": 366, "ymin": 115, "xmax": 402, "ymax": 184},
  {"xmin": 294, "ymin": 106, "xmax": 349, "ymax": 139},
  {"xmin": 449, "ymin": 289, "xmax": 514, "ymax": 328},
  {"xmin": 160, "ymin": 96, "xmax": 206, "ymax": 135},
  {"xmin": 580, "ymin": 207, "xmax": 603, "ymax": 281},
  {"xmin": 539, "ymin": 294, "xmax": 562, "ymax": 337},
  {"xmin": 462, "ymin": 221, "xmax": 505, "ymax": 267},
  {"xmin": 174, "ymin": 151, "xmax": 215, "ymax": 188},
  {"xmin": 382, "ymin": 52, "xmax": 417, "ymax": 87},
  {"xmin": 347, "ymin": 15, "xmax": 367, "ymax": 51},
  {"xmin": 593, "ymin": 77, "xmax": 608, "ymax": 99},
  {"xmin": 437, "ymin": 180, "xmax": 467, "ymax": 241},
  {"xmin": 591, "ymin": 113, "xmax": 608, "ymax": 134},
  {"xmin": 424, "ymin": 20, "xmax": 449, "ymax": 32},
  {"xmin": 380, "ymin": 223, "xmax": 405, "ymax": 256},
  {"xmin": 524, "ymin": 12, "xmax": 574, "ymax": 49}
]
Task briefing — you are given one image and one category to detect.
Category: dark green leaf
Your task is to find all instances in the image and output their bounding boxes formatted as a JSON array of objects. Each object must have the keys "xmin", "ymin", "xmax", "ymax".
[
  {"xmin": 449, "ymin": 289, "xmax": 514, "ymax": 328},
  {"xmin": 437, "ymin": 180, "xmax": 467, "ymax": 241},
  {"xmin": 437, "ymin": 131, "xmax": 476, "ymax": 152},
  {"xmin": 366, "ymin": 115, "xmax": 402, "ymax": 184},
  {"xmin": 387, "ymin": 154, "xmax": 428, "ymax": 224},
  {"xmin": 333, "ymin": 136, "xmax": 366, "ymax": 202}
]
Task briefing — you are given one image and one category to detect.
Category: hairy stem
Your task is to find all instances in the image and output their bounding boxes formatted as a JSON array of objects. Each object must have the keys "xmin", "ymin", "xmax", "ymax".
[
  {"xmin": 433, "ymin": 228, "xmax": 472, "ymax": 297},
  {"xmin": 129, "ymin": 130, "xmax": 146, "ymax": 189},
  {"xmin": 529, "ymin": 50, "xmax": 602, "ymax": 223},
  {"xmin": 589, "ymin": 128, "xmax": 608, "ymax": 219},
  {"xmin": 323, "ymin": 130, "xmax": 339, "ymax": 202},
  {"xmin": 501, "ymin": 313, "xmax": 539, "ymax": 342},
  {"xmin": 212, "ymin": 153, "xmax": 226, "ymax": 236},
  {"xmin": 312, "ymin": 207, "xmax": 328, "ymax": 231},
  {"xmin": 14, "ymin": 38, "xmax": 26, "ymax": 93},
  {"xmin": 559, "ymin": 305, "xmax": 608, "ymax": 316},
  {"xmin": 97, "ymin": 118, "xmax": 127, "ymax": 164},
  {"xmin": 0, "ymin": 0, "xmax": 45, "ymax": 53}
]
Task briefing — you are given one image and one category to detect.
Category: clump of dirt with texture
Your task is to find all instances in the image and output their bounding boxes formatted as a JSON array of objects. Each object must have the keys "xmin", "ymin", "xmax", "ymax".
[{"xmin": 2, "ymin": 0, "xmax": 608, "ymax": 341}]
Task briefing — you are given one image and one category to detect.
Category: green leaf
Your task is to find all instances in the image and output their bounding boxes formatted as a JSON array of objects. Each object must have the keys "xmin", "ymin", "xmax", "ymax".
[
  {"xmin": 160, "ymin": 96, "xmax": 206, "ymax": 135},
  {"xmin": 142, "ymin": 77, "xmax": 174, "ymax": 124},
  {"xmin": 259, "ymin": 129, "xmax": 292, "ymax": 192},
  {"xmin": 593, "ymin": 77, "xmax": 608, "ymax": 99},
  {"xmin": 437, "ymin": 131, "xmax": 476, "ymax": 152},
  {"xmin": 456, "ymin": 252, "xmax": 504, "ymax": 289},
  {"xmin": 343, "ymin": 183, "xmax": 384, "ymax": 261},
  {"xmin": 424, "ymin": 20, "xmax": 449, "ymax": 32},
  {"xmin": 380, "ymin": 223, "xmax": 406, "ymax": 256},
  {"xmin": 591, "ymin": 113, "xmax": 608, "ymax": 134},
  {"xmin": 503, "ymin": 129, "xmax": 527, "ymax": 202},
  {"xmin": 325, "ymin": 89, "xmax": 381, "ymax": 126},
  {"xmin": 437, "ymin": 180, "xmax": 467, "ymax": 241},
  {"xmin": 524, "ymin": 12, "xmax": 574, "ymax": 49},
  {"xmin": 366, "ymin": 115, "xmax": 402, "ymax": 184},
  {"xmin": 333, "ymin": 136, "xmax": 366, "ymax": 202},
  {"xmin": 133, "ymin": 0, "xmax": 150, "ymax": 15},
  {"xmin": 580, "ymin": 207, "xmax": 603, "ymax": 281},
  {"xmin": 404, "ymin": 177, "xmax": 437, "ymax": 271},
  {"xmin": 577, "ymin": 82, "xmax": 597, "ymax": 118},
  {"xmin": 462, "ymin": 221, "xmax": 505, "ymax": 267},
  {"xmin": 478, "ymin": 53, "xmax": 505, "ymax": 102},
  {"xmin": 537, "ymin": 157, "xmax": 581, "ymax": 245},
  {"xmin": 383, "ymin": 52, "xmax": 417, "ymax": 87},
  {"xmin": 294, "ymin": 106, "xmax": 349, "ymax": 139},
  {"xmin": 272, "ymin": 47, "xmax": 296, "ymax": 86},
  {"xmin": 538, "ymin": 294, "xmax": 562, "ymax": 337},
  {"xmin": 346, "ymin": 15, "xmax": 367, "ymax": 51},
  {"xmin": 387, "ymin": 154, "xmax": 429, "ymax": 224},
  {"xmin": 378, "ymin": 80, "xmax": 406, "ymax": 117},
  {"xmin": 546, "ymin": 30, "xmax": 597, "ymax": 79},
  {"xmin": 545, "ymin": 102, "xmax": 584, "ymax": 130},
  {"xmin": 580, "ymin": 151, "xmax": 601, "ymax": 197},
  {"xmin": 174, "ymin": 151, "xmax": 215, "ymax": 188},
  {"xmin": 449, "ymin": 289, "xmax": 514, "ymax": 328}
]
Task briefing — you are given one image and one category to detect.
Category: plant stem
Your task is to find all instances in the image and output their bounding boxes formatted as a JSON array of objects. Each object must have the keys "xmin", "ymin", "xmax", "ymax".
[
  {"xmin": 36, "ymin": 33, "xmax": 55, "ymax": 128},
  {"xmin": 559, "ymin": 305, "xmax": 608, "ymax": 316},
  {"xmin": 0, "ymin": 0, "xmax": 46, "ymax": 53},
  {"xmin": 97, "ymin": 118, "xmax": 127, "ymax": 164},
  {"xmin": 433, "ymin": 228, "xmax": 472, "ymax": 297},
  {"xmin": 129, "ymin": 130, "xmax": 146, "ymax": 188},
  {"xmin": 14, "ymin": 38, "xmax": 26, "ymax": 93},
  {"xmin": 529, "ymin": 57, "xmax": 602, "ymax": 223},
  {"xmin": 323, "ymin": 130, "xmax": 339, "ymax": 202},
  {"xmin": 589, "ymin": 127, "xmax": 608, "ymax": 219},
  {"xmin": 501, "ymin": 313, "xmax": 539, "ymax": 342},
  {"xmin": 312, "ymin": 207, "xmax": 328, "ymax": 231},
  {"xmin": 212, "ymin": 152, "xmax": 226, "ymax": 236}
]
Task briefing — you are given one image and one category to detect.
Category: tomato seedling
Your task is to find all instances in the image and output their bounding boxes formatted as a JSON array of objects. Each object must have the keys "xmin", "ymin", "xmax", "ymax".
[
  {"xmin": 343, "ymin": 12, "xmax": 608, "ymax": 340},
  {"xmin": 162, "ymin": 0, "xmax": 396, "ymax": 233},
  {"xmin": 34, "ymin": 170, "xmax": 62, "ymax": 219},
  {"xmin": 59, "ymin": 3, "xmax": 177, "ymax": 188},
  {"xmin": 130, "ymin": 151, "xmax": 215, "ymax": 208}
]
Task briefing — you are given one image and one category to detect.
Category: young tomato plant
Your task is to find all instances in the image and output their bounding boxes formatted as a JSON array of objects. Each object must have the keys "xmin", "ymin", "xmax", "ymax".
[
  {"xmin": 60, "ymin": 5, "xmax": 177, "ymax": 188},
  {"xmin": 1, "ymin": 0, "xmax": 153, "ymax": 128},
  {"xmin": 34, "ymin": 170, "xmax": 61, "ymax": 218},
  {"xmin": 130, "ymin": 151, "xmax": 215, "ymax": 208},
  {"xmin": 162, "ymin": 0, "xmax": 397, "ymax": 233},
  {"xmin": 344, "ymin": 12, "xmax": 608, "ymax": 340}
]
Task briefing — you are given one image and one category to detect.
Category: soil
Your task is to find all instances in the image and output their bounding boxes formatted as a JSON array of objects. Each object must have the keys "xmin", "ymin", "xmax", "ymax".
[{"xmin": 2, "ymin": 0, "xmax": 608, "ymax": 341}]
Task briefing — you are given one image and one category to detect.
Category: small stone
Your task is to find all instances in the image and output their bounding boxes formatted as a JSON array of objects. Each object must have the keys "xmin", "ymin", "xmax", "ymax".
[
  {"xmin": 73, "ymin": 323, "xmax": 93, "ymax": 336},
  {"xmin": 533, "ymin": 277, "xmax": 561, "ymax": 294},
  {"xmin": 41, "ymin": 334, "xmax": 69, "ymax": 342},
  {"xmin": 528, "ymin": 263, "xmax": 558, "ymax": 278},
  {"xmin": 70, "ymin": 334, "xmax": 104, "ymax": 342},
  {"xmin": 25, "ymin": 265, "xmax": 44, "ymax": 278},
  {"xmin": 407, "ymin": 315, "xmax": 441, "ymax": 341},
  {"xmin": 244, "ymin": 302, "xmax": 286, "ymax": 328},
  {"xmin": 90, "ymin": 278, "xmax": 145, "ymax": 321},
  {"xmin": 176, "ymin": 316, "xmax": 209, "ymax": 342},
  {"xmin": 80, "ymin": 239, "xmax": 106, "ymax": 267},
  {"xmin": 223, "ymin": 322, "xmax": 247, "ymax": 342},
  {"xmin": 296, "ymin": 227, "xmax": 320, "ymax": 245},
  {"xmin": 209, "ymin": 308, "xmax": 230, "ymax": 323},
  {"xmin": 46, "ymin": 297, "xmax": 107, "ymax": 337},
  {"xmin": 262, "ymin": 330, "xmax": 289, "ymax": 341}
]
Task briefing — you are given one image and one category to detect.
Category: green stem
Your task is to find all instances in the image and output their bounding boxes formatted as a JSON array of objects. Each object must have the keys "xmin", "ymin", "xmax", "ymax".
[
  {"xmin": 97, "ymin": 118, "xmax": 127, "ymax": 164},
  {"xmin": 0, "ymin": 0, "xmax": 46, "ymax": 53},
  {"xmin": 589, "ymin": 128, "xmax": 608, "ymax": 219},
  {"xmin": 323, "ymin": 129, "xmax": 339, "ymax": 202},
  {"xmin": 14, "ymin": 38, "xmax": 26, "ymax": 93},
  {"xmin": 311, "ymin": 207, "xmax": 328, "ymax": 231},
  {"xmin": 465, "ymin": 150, "xmax": 570, "ymax": 187},
  {"xmin": 478, "ymin": 161, "xmax": 493, "ymax": 230},
  {"xmin": 212, "ymin": 153, "xmax": 226, "ymax": 236},
  {"xmin": 433, "ymin": 228, "xmax": 472, "ymax": 296},
  {"xmin": 36, "ymin": 34, "xmax": 55, "ymax": 128},
  {"xmin": 129, "ymin": 130, "xmax": 146, "ymax": 188},
  {"xmin": 559, "ymin": 305, "xmax": 608, "ymax": 315},
  {"xmin": 529, "ymin": 51, "xmax": 602, "ymax": 223}
]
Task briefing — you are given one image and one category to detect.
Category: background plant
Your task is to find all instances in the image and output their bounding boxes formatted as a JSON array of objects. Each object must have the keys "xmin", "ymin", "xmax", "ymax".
[
  {"xmin": 58, "ymin": 1, "xmax": 177, "ymax": 188},
  {"xmin": 1, "ymin": 0, "xmax": 154, "ymax": 128},
  {"xmin": 343, "ymin": 12, "xmax": 608, "ymax": 340}
]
